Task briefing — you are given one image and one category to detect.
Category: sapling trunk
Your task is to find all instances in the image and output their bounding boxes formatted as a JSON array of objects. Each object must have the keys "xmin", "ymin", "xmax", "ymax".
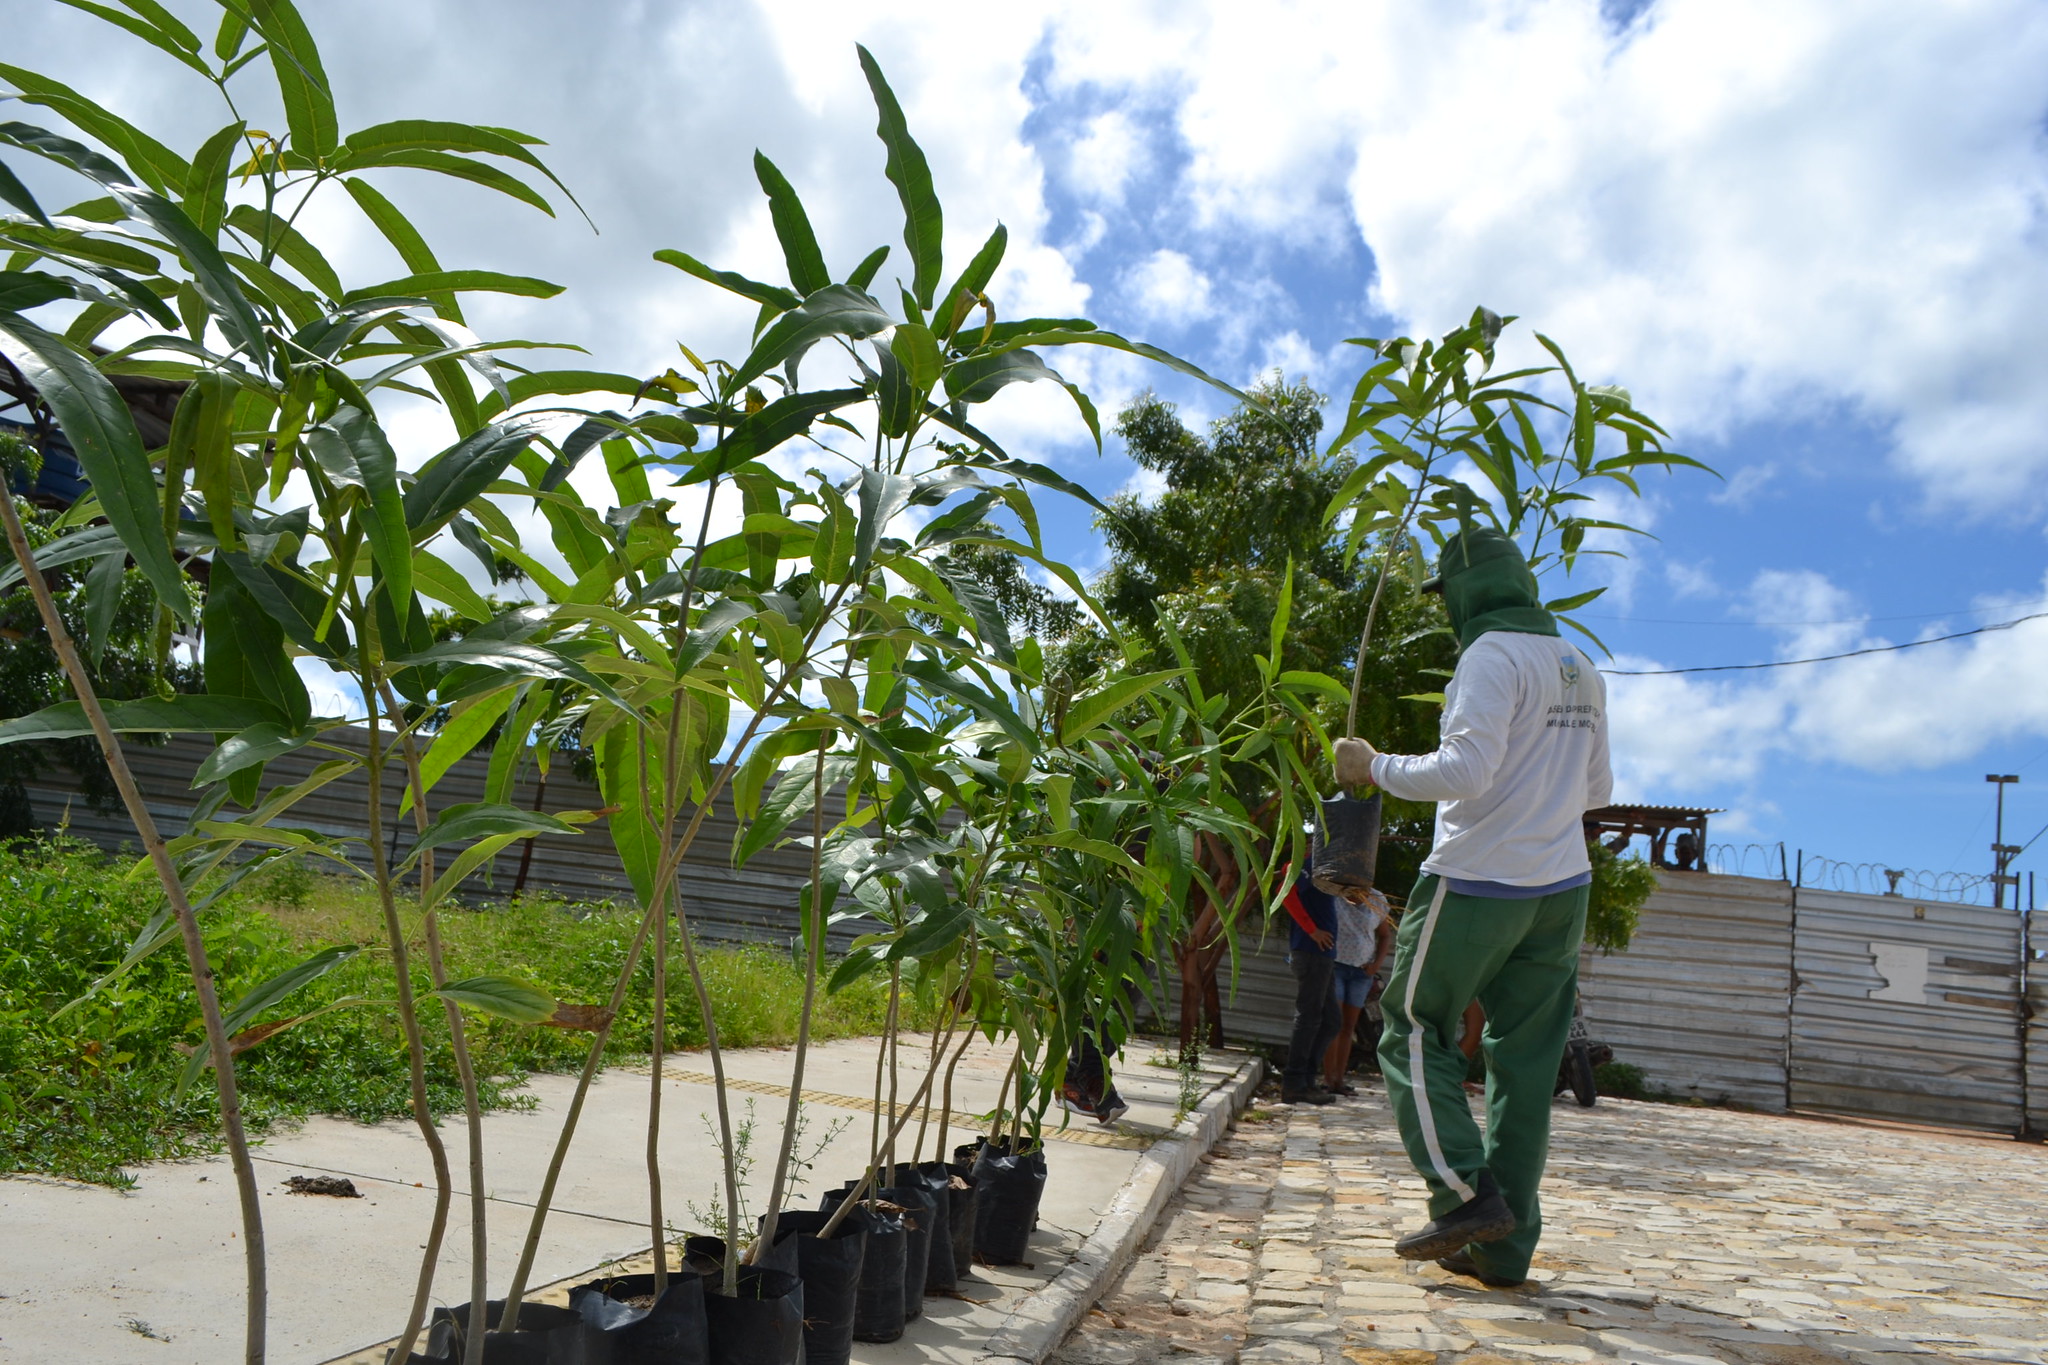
[
  {"xmin": 646, "ymin": 878, "xmax": 670, "ymax": 1292},
  {"xmin": 361, "ymin": 680, "xmax": 457, "ymax": 1364},
  {"xmin": 382, "ymin": 683, "xmax": 490, "ymax": 1365},
  {"xmin": 987, "ymin": 1045, "xmax": 1021, "ymax": 1146},
  {"xmin": 882, "ymin": 963, "xmax": 902, "ymax": 1173},
  {"xmin": 813, "ymin": 1043, "xmax": 955, "ymax": 1238},
  {"xmin": 932, "ymin": 1017, "xmax": 977, "ymax": 1169},
  {"xmin": 671, "ymin": 887, "xmax": 744, "ymax": 1291},
  {"xmin": 500, "ymin": 681, "xmax": 803, "ymax": 1325},
  {"xmin": 0, "ymin": 483, "xmax": 269, "ymax": 1365},
  {"xmin": 1010, "ymin": 1040, "xmax": 1029, "ymax": 1150},
  {"xmin": 910, "ymin": 1020, "xmax": 946, "ymax": 1163},
  {"xmin": 642, "ymin": 730, "xmax": 671, "ymax": 1296},
  {"xmin": 754, "ymin": 741, "xmax": 829, "ymax": 1255}
]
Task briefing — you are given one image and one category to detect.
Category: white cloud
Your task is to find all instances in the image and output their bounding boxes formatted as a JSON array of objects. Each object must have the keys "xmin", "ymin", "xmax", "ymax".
[
  {"xmin": 1032, "ymin": 0, "xmax": 2048, "ymax": 518},
  {"xmin": 1067, "ymin": 111, "xmax": 1147, "ymax": 205},
  {"xmin": 1606, "ymin": 571, "xmax": 2048, "ymax": 800},
  {"xmin": 1121, "ymin": 249, "xmax": 1216, "ymax": 327}
]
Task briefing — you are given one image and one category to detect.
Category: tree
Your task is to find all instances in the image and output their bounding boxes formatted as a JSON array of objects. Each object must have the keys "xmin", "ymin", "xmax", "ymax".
[{"xmin": 1058, "ymin": 377, "xmax": 1454, "ymax": 886}]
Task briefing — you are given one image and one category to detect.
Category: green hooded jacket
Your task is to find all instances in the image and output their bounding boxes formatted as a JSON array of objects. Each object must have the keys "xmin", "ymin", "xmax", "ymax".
[{"xmin": 1423, "ymin": 527, "xmax": 1559, "ymax": 651}]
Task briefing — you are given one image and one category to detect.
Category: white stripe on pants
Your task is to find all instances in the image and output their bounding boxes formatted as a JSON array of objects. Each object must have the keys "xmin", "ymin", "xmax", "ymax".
[{"xmin": 1401, "ymin": 877, "xmax": 1476, "ymax": 1203}]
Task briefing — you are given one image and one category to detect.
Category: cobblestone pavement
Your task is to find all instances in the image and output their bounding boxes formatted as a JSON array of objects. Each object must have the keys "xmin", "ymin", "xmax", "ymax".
[{"xmin": 1049, "ymin": 1080, "xmax": 2048, "ymax": 1365}]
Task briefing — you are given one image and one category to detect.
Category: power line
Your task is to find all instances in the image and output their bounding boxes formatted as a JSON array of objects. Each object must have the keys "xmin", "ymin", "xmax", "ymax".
[
  {"xmin": 1587, "ymin": 596, "xmax": 2048, "ymax": 628},
  {"xmin": 1601, "ymin": 609, "xmax": 2048, "ymax": 676}
]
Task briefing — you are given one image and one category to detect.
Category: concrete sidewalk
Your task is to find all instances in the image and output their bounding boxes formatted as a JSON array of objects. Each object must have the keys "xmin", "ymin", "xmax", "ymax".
[{"xmin": 0, "ymin": 1037, "xmax": 1258, "ymax": 1365}]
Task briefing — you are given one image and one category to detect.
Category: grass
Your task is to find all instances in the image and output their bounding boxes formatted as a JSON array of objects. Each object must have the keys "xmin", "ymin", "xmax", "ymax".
[{"xmin": 0, "ymin": 836, "xmax": 911, "ymax": 1187}]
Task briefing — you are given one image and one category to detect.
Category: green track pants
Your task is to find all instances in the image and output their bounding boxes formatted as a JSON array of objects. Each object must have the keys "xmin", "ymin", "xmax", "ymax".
[{"xmin": 1374, "ymin": 873, "xmax": 1588, "ymax": 1280}]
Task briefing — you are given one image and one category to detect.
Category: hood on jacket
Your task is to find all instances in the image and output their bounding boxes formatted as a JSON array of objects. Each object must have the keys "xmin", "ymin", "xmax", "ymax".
[{"xmin": 1422, "ymin": 526, "xmax": 1559, "ymax": 650}]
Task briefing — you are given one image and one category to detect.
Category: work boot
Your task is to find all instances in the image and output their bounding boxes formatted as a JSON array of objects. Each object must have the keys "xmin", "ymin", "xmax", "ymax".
[
  {"xmin": 1394, "ymin": 1171, "xmax": 1516, "ymax": 1260},
  {"xmin": 1280, "ymin": 1084, "xmax": 1334, "ymax": 1106},
  {"xmin": 1435, "ymin": 1247, "xmax": 1526, "ymax": 1288}
]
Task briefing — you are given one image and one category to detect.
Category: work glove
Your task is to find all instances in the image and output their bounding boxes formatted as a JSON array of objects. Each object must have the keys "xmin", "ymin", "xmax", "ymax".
[{"xmin": 1333, "ymin": 736, "xmax": 1378, "ymax": 789}]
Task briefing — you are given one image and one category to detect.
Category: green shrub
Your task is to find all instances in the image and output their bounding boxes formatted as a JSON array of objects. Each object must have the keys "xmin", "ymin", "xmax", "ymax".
[
  {"xmin": 1593, "ymin": 1060, "xmax": 1648, "ymax": 1100},
  {"xmin": 1586, "ymin": 843, "xmax": 1658, "ymax": 954},
  {"xmin": 0, "ymin": 838, "xmax": 909, "ymax": 1186}
]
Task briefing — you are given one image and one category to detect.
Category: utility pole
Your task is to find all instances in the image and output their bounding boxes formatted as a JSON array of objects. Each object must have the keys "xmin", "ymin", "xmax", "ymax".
[{"xmin": 1988, "ymin": 773, "xmax": 2021, "ymax": 909}]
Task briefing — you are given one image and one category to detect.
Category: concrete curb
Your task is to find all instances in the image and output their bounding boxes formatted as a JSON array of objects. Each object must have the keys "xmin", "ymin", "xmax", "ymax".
[{"xmin": 975, "ymin": 1053, "xmax": 1266, "ymax": 1365}]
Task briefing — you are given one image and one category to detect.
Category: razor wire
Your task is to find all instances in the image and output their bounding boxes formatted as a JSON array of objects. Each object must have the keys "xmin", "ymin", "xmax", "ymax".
[{"xmin": 1705, "ymin": 842, "xmax": 1998, "ymax": 904}]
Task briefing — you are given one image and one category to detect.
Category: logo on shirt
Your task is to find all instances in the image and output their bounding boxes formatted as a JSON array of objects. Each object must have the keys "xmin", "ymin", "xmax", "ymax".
[{"xmin": 1559, "ymin": 654, "xmax": 1581, "ymax": 689}]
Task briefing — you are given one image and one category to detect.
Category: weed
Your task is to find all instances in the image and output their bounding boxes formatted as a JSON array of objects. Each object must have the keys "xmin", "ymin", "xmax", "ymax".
[
  {"xmin": 1593, "ymin": 1061, "xmax": 1648, "ymax": 1101},
  {"xmin": 0, "ymin": 839, "xmax": 907, "ymax": 1186},
  {"xmin": 123, "ymin": 1318, "xmax": 169, "ymax": 1341},
  {"xmin": 681, "ymin": 1099, "xmax": 850, "ymax": 1245}
]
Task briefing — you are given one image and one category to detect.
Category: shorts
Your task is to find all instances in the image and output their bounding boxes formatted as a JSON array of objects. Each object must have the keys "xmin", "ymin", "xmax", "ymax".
[{"xmin": 1331, "ymin": 961, "xmax": 1374, "ymax": 1009}]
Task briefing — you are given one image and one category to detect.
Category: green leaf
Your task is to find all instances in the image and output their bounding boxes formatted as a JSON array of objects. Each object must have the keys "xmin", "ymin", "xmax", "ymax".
[
  {"xmin": 857, "ymin": 45, "xmax": 943, "ymax": 309},
  {"xmin": 0, "ymin": 309, "xmax": 185, "ymax": 615},
  {"xmin": 183, "ymin": 121, "xmax": 244, "ymax": 242},
  {"xmin": 336, "ymin": 119, "xmax": 584, "ymax": 222},
  {"xmin": 0, "ymin": 157, "xmax": 53, "ymax": 227},
  {"xmin": 347, "ymin": 270, "xmax": 562, "ymax": 302},
  {"xmin": 248, "ymin": 0, "xmax": 338, "ymax": 159},
  {"xmin": 225, "ymin": 202, "xmax": 342, "ymax": 298},
  {"xmin": 0, "ymin": 694, "xmax": 284, "ymax": 747},
  {"xmin": 343, "ymin": 148, "xmax": 554, "ymax": 215},
  {"xmin": 307, "ymin": 405, "xmax": 411, "ymax": 612},
  {"xmin": 206, "ymin": 552, "xmax": 312, "ymax": 728},
  {"xmin": 845, "ymin": 244, "xmax": 889, "ymax": 290},
  {"xmin": 179, "ymin": 943, "xmax": 363, "ymax": 1096},
  {"xmin": 407, "ymin": 800, "xmax": 581, "ymax": 859},
  {"xmin": 0, "ymin": 270, "xmax": 75, "ymax": 316},
  {"xmin": 403, "ymin": 687, "xmax": 516, "ymax": 813},
  {"xmin": 1544, "ymin": 586, "xmax": 1607, "ymax": 613},
  {"xmin": 653, "ymin": 248, "xmax": 800, "ymax": 313},
  {"xmin": 432, "ymin": 974, "xmax": 555, "ymax": 1024},
  {"xmin": 1059, "ymin": 669, "xmax": 1187, "ymax": 747},
  {"xmin": 52, "ymin": 1, "xmax": 211, "ymax": 75},
  {"xmin": 0, "ymin": 65, "xmax": 191, "ymax": 194},
  {"xmin": 727, "ymin": 284, "xmax": 896, "ymax": 392},
  {"xmin": 412, "ymin": 548, "xmax": 493, "ymax": 621},
  {"xmin": 193, "ymin": 722, "xmax": 315, "ymax": 787},
  {"xmin": 403, "ymin": 415, "xmax": 549, "ymax": 535},
  {"xmin": 890, "ymin": 322, "xmax": 942, "ymax": 393},
  {"xmin": 673, "ymin": 387, "xmax": 866, "ymax": 486},
  {"xmin": 935, "ymin": 223, "xmax": 1006, "ymax": 341},
  {"xmin": 389, "ymin": 638, "xmax": 626, "ymax": 709},
  {"xmin": 0, "ymin": 121, "xmax": 268, "ymax": 362},
  {"xmin": 753, "ymin": 151, "xmax": 829, "ymax": 295},
  {"xmin": 1277, "ymin": 670, "xmax": 1349, "ymax": 702}
]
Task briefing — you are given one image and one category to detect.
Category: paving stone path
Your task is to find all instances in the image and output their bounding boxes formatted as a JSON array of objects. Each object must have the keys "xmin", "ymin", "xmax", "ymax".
[{"xmin": 1049, "ymin": 1080, "xmax": 2048, "ymax": 1365}]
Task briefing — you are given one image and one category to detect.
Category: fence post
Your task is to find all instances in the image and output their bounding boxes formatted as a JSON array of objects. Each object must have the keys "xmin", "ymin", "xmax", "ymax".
[
  {"xmin": 1783, "ymin": 850, "xmax": 1801, "ymax": 1112},
  {"xmin": 2023, "ymin": 878, "xmax": 2035, "ymax": 1140}
]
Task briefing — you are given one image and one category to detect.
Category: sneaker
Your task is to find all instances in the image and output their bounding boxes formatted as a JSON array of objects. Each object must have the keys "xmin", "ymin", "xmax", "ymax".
[
  {"xmin": 1058, "ymin": 1083, "xmax": 1095, "ymax": 1118},
  {"xmin": 1279, "ymin": 1085, "xmax": 1334, "ymax": 1106},
  {"xmin": 1394, "ymin": 1171, "xmax": 1516, "ymax": 1260},
  {"xmin": 1094, "ymin": 1085, "xmax": 1129, "ymax": 1125},
  {"xmin": 1435, "ymin": 1247, "xmax": 1526, "ymax": 1288}
]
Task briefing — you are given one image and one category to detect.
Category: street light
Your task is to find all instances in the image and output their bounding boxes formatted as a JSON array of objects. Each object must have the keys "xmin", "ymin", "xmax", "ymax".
[{"xmin": 1987, "ymin": 774, "xmax": 2020, "ymax": 909}]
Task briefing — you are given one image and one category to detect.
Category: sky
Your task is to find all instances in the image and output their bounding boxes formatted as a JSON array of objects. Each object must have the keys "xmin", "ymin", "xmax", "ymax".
[{"xmin": 8, "ymin": 0, "xmax": 2048, "ymax": 902}]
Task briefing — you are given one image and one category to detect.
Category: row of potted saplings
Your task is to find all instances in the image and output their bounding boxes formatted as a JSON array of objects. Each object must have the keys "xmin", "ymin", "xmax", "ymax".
[{"xmin": 410, "ymin": 1119, "xmax": 1049, "ymax": 1363}]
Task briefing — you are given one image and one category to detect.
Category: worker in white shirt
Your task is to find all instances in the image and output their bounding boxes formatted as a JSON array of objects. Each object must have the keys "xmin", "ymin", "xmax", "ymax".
[{"xmin": 1333, "ymin": 526, "xmax": 1610, "ymax": 1289}]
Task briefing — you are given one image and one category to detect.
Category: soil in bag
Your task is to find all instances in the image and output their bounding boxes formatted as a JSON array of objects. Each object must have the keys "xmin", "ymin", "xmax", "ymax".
[
  {"xmin": 890, "ymin": 1162, "xmax": 956, "ymax": 1294},
  {"xmin": 703, "ymin": 1265, "xmax": 804, "ymax": 1365},
  {"xmin": 759, "ymin": 1208, "xmax": 865, "ymax": 1365},
  {"xmin": 686, "ymin": 1233, "xmax": 798, "ymax": 1282},
  {"xmin": 569, "ymin": 1270, "xmax": 710, "ymax": 1365},
  {"xmin": 408, "ymin": 1301, "xmax": 589, "ymax": 1365},
  {"xmin": 820, "ymin": 1187, "xmax": 905, "ymax": 1343},
  {"xmin": 960, "ymin": 1137, "xmax": 1047, "ymax": 1266},
  {"xmin": 943, "ymin": 1162, "xmax": 979, "ymax": 1280}
]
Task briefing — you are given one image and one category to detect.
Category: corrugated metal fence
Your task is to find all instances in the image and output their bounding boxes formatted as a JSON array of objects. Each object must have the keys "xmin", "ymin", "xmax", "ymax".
[
  {"xmin": 20, "ymin": 729, "xmax": 843, "ymax": 951},
  {"xmin": 1150, "ymin": 869, "xmax": 2042, "ymax": 1139},
  {"xmin": 23, "ymin": 742, "xmax": 2044, "ymax": 1137}
]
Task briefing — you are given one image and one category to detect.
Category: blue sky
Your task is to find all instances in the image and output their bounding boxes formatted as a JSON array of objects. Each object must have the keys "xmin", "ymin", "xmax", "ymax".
[{"xmin": 10, "ymin": 0, "xmax": 2048, "ymax": 897}]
